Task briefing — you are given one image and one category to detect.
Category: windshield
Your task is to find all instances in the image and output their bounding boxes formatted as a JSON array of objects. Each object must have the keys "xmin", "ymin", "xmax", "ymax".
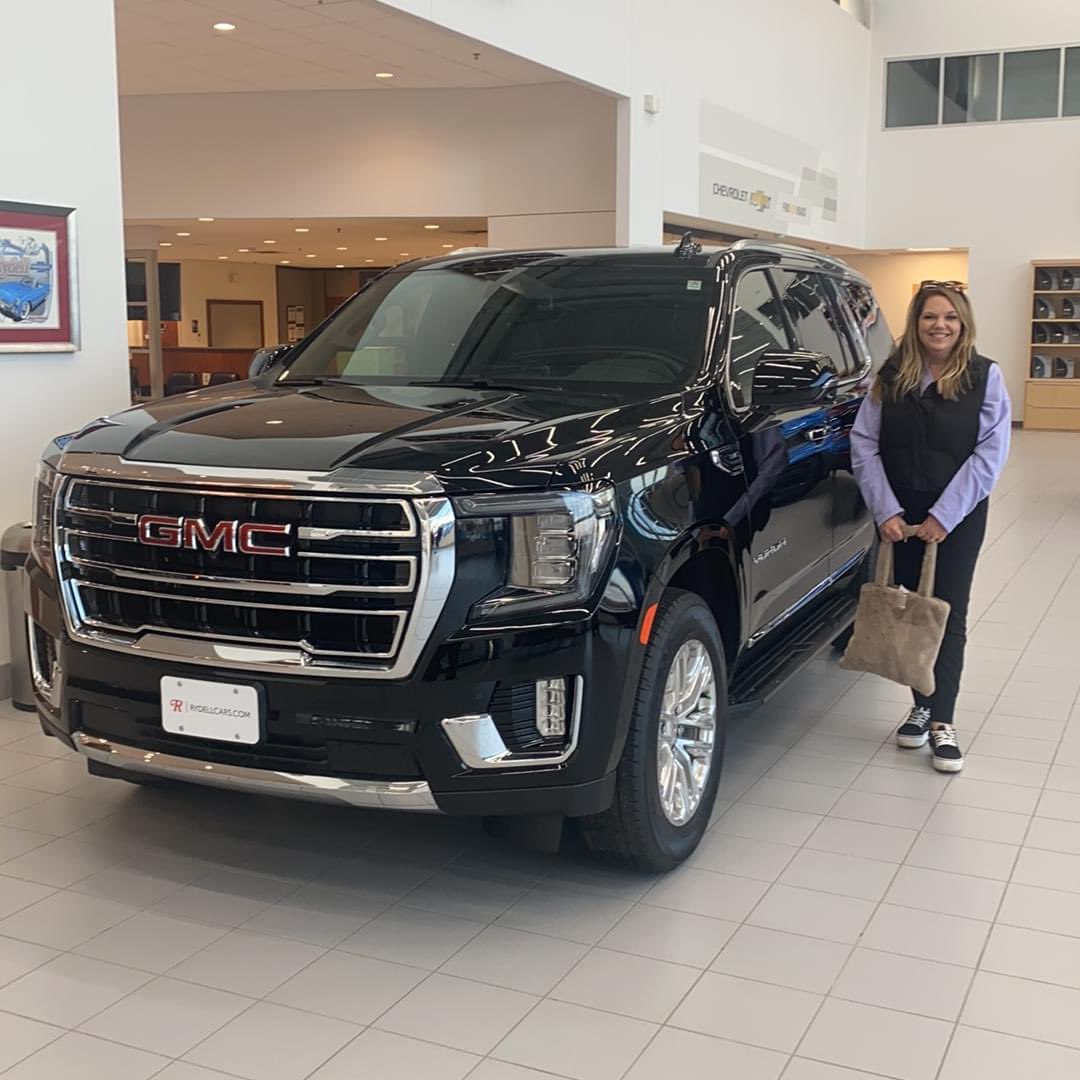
[{"xmin": 280, "ymin": 259, "xmax": 712, "ymax": 395}]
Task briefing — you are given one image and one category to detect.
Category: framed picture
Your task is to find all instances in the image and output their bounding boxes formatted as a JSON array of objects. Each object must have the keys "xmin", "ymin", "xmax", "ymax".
[{"xmin": 0, "ymin": 200, "xmax": 79, "ymax": 352}]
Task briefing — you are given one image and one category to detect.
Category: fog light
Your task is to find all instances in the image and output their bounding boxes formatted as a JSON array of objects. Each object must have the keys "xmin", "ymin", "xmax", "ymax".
[{"xmin": 535, "ymin": 678, "xmax": 567, "ymax": 738}]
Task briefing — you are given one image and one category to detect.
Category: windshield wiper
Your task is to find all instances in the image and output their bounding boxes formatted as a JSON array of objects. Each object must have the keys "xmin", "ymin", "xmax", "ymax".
[{"xmin": 405, "ymin": 377, "xmax": 564, "ymax": 393}]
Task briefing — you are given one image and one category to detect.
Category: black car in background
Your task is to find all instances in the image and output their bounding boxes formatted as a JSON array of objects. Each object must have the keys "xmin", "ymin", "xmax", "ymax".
[{"xmin": 26, "ymin": 239, "xmax": 892, "ymax": 871}]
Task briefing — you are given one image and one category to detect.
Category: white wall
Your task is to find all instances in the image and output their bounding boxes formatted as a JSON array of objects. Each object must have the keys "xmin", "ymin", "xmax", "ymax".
[
  {"xmin": 121, "ymin": 83, "xmax": 618, "ymax": 231},
  {"xmin": 866, "ymin": 0, "xmax": 1080, "ymax": 407},
  {"xmin": 177, "ymin": 261, "xmax": 279, "ymax": 347},
  {"xmin": 0, "ymin": 0, "xmax": 129, "ymax": 678},
  {"xmin": 371, "ymin": 0, "xmax": 872, "ymax": 248}
]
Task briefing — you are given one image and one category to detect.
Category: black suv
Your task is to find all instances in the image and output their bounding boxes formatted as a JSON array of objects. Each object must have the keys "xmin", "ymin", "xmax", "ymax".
[{"xmin": 25, "ymin": 239, "xmax": 892, "ymax": 872}]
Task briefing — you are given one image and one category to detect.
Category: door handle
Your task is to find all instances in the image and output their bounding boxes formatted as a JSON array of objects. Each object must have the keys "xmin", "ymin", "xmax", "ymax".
[{"xmin": 805, "ymin": 427, "xmax": 829, "ymax": 442}]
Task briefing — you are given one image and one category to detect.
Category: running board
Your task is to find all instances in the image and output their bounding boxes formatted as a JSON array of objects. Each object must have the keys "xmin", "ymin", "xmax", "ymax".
[{"xmin": 728, "ymin": 592, "xmax": 858, "ymax": 711}]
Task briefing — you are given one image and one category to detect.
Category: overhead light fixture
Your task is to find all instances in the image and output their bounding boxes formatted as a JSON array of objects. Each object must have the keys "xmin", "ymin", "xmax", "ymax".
[
  {"xmin": 364, "ymin": 258, "xmax": 374, "ymax": 263},
  {"xmin": 424, "ymin": 224, "xmax": 440, "ymax": 231},
  {"xmin": 441, "ymin": 243, "xmax": 454, "ymax": 248},
  {"xmin": 159, "ymin": 242, "xmax": 172, "ymax": 247},
  {"xmin": 335, "ymin": 264, "xmax": 345, "ymax": 269},
  {"xmin": 375, "ymin": 72, "xmax": 394, "ymax": 79},
  {"xmin": 262, "ymin": 239, "xmax": 276, "ymax": 244},
  {"xmin": 305, "ymin": 253, "xmax": 317, "ymax": 258},
  {"xmin": 218, "ymin": 255, "xmax": 229, "ymax": 260},
  {"xmin": 295, "ymin": 227, "xmax": 310, "ymax": 233},
  {"xmin": 336, "ymin": 246, "xmax": 348, "ymax": 251},
  {"xmin": 399, "ymin": 252, "xmax": 410, "ymax": 257},
  {"xmin": 238, "ymin": 248, "xmax": 250, "ymax": 253},
  {"xmin": 198, "ymin": 217, "xmax": 215, "ymax": 222},
  {"xmin": 280, "ymin": 259, "xmax": 291, "ymax": 264},
  {"xmin": 213, "ymin": 22, "xmax": 237, "ymax": 33},
  {"xmin": 374, "ymin": 236, "xmax": 388, "ymax": 242},
  {"xmin": 176, "ymin": 231, "xmax": 191, "ymax": 237}
]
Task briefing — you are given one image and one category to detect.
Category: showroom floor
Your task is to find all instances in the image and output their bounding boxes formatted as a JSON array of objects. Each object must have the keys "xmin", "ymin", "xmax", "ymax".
[{"xmin": 1, "ymin": 430, "xmax": 1079, "ymax": 1080}]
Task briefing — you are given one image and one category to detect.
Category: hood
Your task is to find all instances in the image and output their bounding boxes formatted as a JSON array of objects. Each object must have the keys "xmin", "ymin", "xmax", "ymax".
[{"xmin": 60, "ymin": 381, "xmax": 693, "ymax": 493}]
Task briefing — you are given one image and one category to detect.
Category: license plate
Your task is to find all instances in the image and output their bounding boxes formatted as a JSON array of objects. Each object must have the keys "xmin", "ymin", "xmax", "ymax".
[{"xmin": 160, "ymin": 676, "xmax": 261, "ymax": 745}]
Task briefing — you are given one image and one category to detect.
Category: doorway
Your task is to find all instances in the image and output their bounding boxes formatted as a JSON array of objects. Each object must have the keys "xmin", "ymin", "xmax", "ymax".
[{"xmin": 207, "ymin": 299, "xmax": 265, "ymax": 349}]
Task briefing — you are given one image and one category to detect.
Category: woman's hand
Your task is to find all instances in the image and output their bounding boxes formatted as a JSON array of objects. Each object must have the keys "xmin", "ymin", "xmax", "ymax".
[
  {"xmin": 915, "ymin": 515, "xmax": 948, "ymax": 543},
  {"xmin": 879, "ymin": 515, "xmax": 907, "ymax": 543}
]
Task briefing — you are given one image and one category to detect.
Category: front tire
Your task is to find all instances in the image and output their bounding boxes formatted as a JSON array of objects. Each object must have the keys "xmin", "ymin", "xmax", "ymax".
[{"xmin": 580, "ymin": 589, "xmax": 727, "ymax": 872}]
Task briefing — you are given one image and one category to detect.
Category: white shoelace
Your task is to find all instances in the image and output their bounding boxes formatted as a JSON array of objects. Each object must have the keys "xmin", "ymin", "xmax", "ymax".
[
  {"xmin": 908, "ymin": 707, "xmax": 932, "ymax": 727},
  {"xmin": 931, "ymin": 726, "xmax": 959, "ymax": 748}
]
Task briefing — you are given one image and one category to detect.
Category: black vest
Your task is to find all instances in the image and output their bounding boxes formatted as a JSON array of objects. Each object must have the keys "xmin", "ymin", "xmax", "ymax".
[{"xmin": 879, "ymin": 355, "xmax": 991, "ymax": 496}]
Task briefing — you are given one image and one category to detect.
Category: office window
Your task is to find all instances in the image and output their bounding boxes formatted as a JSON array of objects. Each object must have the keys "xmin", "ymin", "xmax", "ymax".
[
  {"xmin": 886, "ymin": 58, "xmax": 941, "ymax": 128},
  {"xmin": 944, "ymin": 54, "xmax": 1000, "ymax": 123},
  {"xmin": 1065, "ymin": 47, "xmax": 1080, "ymax": 116},
  {"xmin": 1002, "ymin": 48, "xmax": 1061, "ymax": 120}
]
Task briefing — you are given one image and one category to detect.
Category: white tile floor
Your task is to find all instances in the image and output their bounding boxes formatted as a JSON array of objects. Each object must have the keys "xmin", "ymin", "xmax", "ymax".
[{"xmin": 0, "ymin": 429, "xmax": 1079, "ymax": 1080}]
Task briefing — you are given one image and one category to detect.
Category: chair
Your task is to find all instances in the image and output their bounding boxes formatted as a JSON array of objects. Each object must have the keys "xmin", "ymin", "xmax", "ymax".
[
  {"xmin": 208, "ymin": 371, "xmax": 239, "ymax": 386},
  {"xmin": 164, "ymin": 371, "xmax": 198, "ymax": 396}
]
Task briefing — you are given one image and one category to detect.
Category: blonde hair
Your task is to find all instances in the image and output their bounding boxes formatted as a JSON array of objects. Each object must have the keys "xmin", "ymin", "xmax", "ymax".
[{"xmin": 874, "ymin": 285, "xmax": 977, "ymax": 403}]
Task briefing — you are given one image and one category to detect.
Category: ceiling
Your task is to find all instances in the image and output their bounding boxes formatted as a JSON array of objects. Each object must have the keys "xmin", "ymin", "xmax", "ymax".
[
  {"xmin": 115, "ymin": 0, "xmax": 561, "ymax": 95},
  {"xmin": 124, "ymin": 215, "xmax": 489, "ymax": 267}
]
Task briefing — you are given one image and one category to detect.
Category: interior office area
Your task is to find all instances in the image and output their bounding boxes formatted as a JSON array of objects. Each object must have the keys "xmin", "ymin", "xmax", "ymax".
[{"xmin": 2, "ymin": 1, "xmax": 1080, "ymax": 1078}]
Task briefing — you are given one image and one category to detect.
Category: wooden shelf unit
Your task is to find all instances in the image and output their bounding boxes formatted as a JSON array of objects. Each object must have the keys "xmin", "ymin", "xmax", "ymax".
[{"xmin": 1026, "ymin": 260, "xmax": 1080, "ymax": 431}]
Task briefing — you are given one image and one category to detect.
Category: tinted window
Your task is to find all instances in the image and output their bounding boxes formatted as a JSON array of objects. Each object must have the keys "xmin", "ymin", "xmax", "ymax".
[
  {"xmin": 886, "ymin": 58, "xmax": 941, "ymax": 128},
  {"xmin": 1002, "ymin": 49, "xmax": 1061, "ymax": 120},
  {"xmin": 944, "ymin": 54, "xmax": 1000, "ymax": 123},
  {"xmin": 773, "ymin": 271, "xmax": 847, "ymax": 374},
  {"xmin": 729, "ymin": 270, "xmax": 790, "ymax": 408},
  {"xmin": 1065, "ymin": 47, "xmax": 1080, "ymax": 117},
  {"xmin": 837, "ymin": 281, "xmax": 894, "ymax": 371},
  {"xmin": 282, "ymin": 261, "xmax": 711, "ymax": 396}
]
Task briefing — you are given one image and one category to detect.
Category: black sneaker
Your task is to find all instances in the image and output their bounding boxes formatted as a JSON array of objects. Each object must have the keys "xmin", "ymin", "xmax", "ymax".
[
  {"xmin": 930, "ymin": 726, "xmax": 964, "ymax": 773},
  {"xmin": 896, "ymin": 706, "xmax": 931, "ymax": 749}
]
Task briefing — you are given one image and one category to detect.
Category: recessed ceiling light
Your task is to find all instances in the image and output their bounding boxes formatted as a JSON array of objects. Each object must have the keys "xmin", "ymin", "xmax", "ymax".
[
  {"xmin": 198, "ymin": 217, "xmax": 215, "ymax": 222},
  {"xmin": 238, "ymin": 248, "xmax": 250, "ymax": 253},
  {"xmin": 336, "ymin": 246, "xmax": 348, "ymax": 251},
  {"xmin": 176, "ymin": 231, "xmax": 191, "ymax": 237},
  {"xmin": 280, "ymin": 259, "xmax": 291, "ymax": 264},
  {"xmin": 295, "ymin": 227, "xmax": 310, "ymax": 233},
  {"xmin": 374, "ymin": 237, "xmax": 388, "ymax": 242},
  {"xmin": 305, "ymin": 253, "xmax": 317, "ymax": 258},
  {"xmin": 399, "ymin": 252, "xmax": 410, "ymax": 257},
  {"xmin": 262, "ymin": 239, "xmax": 276, "ymax": 244},
  {"xmin": 364, "ymin": 258, "xmax": 374, "ymax": 263},
  {"xmin": 159, "ymin": 242, "xmax": 172, "ymax": 247},
  {"xmin": 375, "ymin": 72, "xmax": 395, "ymax": 79},
  {"xmin": 424, "ymin": 224, "xmax": 440, "ymax": 230},
  {"xmin": 212, "ymin": 22, "xmax": 236, "ymax": 32},
  {"xmin": 335, "ymin": 264, "xmax": 345, "ymax": 269},
  {"xmin": 441, "ymin": 243, "xmax": 454, "ymax": 248},
  {"xmin": 218, "ymin": 255, "xmax": 229, "ymax": 260}
]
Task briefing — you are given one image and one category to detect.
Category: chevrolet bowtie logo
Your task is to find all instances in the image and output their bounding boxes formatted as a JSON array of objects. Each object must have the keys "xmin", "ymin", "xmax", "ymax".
[{"xmin": 749, "ymin": 190, "xmax": 772, "ymax": 213}]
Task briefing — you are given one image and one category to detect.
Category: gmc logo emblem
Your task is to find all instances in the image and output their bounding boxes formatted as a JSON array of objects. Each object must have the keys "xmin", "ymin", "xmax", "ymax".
[{"xmin": 136, "ymin": 515, "xmax": 292, "ymax": 557}]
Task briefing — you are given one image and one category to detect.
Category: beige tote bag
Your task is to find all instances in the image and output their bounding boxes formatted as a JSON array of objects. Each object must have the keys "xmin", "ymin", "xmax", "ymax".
[{"xmin": 839, "ymin": 525, "xmax": 950, "ymax": 696}]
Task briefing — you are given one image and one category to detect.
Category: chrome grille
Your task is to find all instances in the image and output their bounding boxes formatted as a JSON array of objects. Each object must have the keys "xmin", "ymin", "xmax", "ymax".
[{"xmin": 56, "ymin": 477, "xmax": 432, "ymax": 670}]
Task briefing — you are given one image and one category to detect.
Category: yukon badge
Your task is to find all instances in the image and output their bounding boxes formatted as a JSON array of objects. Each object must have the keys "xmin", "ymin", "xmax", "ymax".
[
  {"xmin": 753, "ymin": 538, "xmax": 787, "ymax": 565},
  {"xmin": 136, "ymin": 515, "xmax": 292, "ymax": 557}
]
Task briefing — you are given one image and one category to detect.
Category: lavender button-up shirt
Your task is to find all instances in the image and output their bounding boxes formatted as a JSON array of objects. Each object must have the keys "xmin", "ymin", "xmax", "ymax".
[{"xmin": 850, "ymin": 363, "xmax": 1011, "ymax": 533}]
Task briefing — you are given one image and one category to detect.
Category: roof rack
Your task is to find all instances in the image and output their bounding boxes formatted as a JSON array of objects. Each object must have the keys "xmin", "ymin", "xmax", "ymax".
[{"xmin": 729, "ymin": 238, "xmax": 851, "ymax": 272}]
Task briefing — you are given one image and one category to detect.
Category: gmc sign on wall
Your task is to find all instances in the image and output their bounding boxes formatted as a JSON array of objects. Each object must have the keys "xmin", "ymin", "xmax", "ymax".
[{"xmin": 136, "ymin": 515, "xmax": 292, "ymax": 557}]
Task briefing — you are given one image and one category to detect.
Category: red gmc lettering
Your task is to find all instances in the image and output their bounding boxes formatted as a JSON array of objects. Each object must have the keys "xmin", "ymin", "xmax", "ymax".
[
  {"xmin": 237, "ymin": 522, "xmax": 291, "ymax": 557},
  {"xmin": 135, "ymin": 515, "xmax": 291, "ymax": 557}
]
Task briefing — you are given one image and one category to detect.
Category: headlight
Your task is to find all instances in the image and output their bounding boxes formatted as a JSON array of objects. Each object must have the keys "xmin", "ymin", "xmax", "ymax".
[
  {"xmin": 32, "ymin": 461, "xmax": 60, "ymax": 575},
  {"xmin": 454, "ymin": 488, "xmax": 618, "ymax": 621}
]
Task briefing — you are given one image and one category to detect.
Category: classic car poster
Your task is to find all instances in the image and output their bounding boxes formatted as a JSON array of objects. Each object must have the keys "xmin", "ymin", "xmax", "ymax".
[{"xmin": 0, "ymin": 201, "xmax": 79, "ymax": 352}]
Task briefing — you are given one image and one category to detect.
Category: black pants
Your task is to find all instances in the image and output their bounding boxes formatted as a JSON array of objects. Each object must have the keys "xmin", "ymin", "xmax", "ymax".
[{"xmin": 890, "ymin": 492, "xmax": 989, "ymax": 726}]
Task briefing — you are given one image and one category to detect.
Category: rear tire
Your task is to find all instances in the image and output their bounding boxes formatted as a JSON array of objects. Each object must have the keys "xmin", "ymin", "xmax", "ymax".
[{"xmin": 579, "ymin": 589, "xmax": 727, "ymax": 873}]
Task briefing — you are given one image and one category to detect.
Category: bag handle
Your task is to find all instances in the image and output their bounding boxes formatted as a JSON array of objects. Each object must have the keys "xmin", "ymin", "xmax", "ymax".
[{"xmin": 874, "ymin": 523, "xmax": 938, "ymax": 597}]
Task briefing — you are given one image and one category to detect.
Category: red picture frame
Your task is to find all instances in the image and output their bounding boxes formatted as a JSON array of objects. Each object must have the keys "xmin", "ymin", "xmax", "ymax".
[{"xmin": 0, "ymin": 200, "xmax": 79, "ymax": 352}]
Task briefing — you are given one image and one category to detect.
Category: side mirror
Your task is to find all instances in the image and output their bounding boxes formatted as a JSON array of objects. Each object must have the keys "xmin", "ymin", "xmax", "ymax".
[
  {"xmin": 249, "ymin": 344, "xmax": 291, "ymax": 379},
  {"xmin": 751, "ymin": 351, "xmax": 838, "ymax": 411}
]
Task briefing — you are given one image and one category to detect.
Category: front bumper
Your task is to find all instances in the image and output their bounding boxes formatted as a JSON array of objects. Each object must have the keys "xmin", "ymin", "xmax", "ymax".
[{"xmin": 28, "ymin": 560, "xmax": 631, "ymax": 818}]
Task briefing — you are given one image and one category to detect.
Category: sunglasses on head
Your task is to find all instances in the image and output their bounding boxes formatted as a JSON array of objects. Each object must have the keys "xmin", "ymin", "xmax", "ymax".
[{"xmin": 919, "ymin": 279, "xmax": 968, "ymax": 294}]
